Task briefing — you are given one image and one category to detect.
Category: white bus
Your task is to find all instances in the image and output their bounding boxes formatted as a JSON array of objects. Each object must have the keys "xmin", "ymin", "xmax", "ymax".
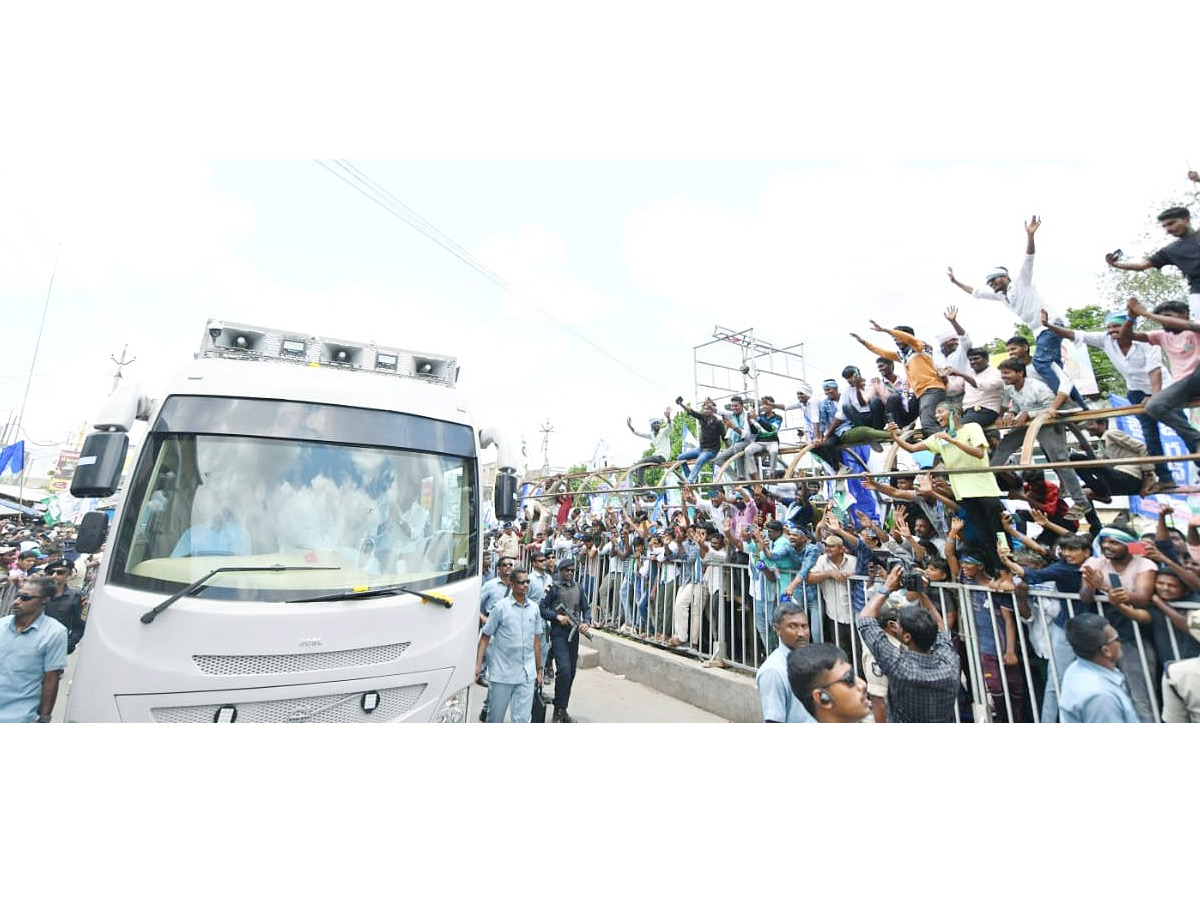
[{"xmin": 66, "ymin": 320, "xmax": 517, "ymax": 723}]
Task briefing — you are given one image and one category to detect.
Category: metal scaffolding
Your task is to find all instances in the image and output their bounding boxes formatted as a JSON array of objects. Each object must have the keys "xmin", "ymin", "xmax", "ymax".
[{"xmin": 692, "ymin": 325, "xmax": 807, "ymax": 408}]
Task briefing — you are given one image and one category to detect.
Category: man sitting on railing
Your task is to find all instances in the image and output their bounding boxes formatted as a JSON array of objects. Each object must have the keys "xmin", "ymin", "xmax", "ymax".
[{"xmin": 1072, "ymin": 419, "xmax": 1156, "ymax": 502}]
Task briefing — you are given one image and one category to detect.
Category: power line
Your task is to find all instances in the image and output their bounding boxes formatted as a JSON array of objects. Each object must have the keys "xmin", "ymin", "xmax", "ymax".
[{"xmin": 314, "ymin": 159, "xmax": 668, "ymax": 392}]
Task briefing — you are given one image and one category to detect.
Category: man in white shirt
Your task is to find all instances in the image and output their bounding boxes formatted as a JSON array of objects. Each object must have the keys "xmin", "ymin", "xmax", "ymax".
[{"xmin": 947, "ymin": 215, "xmax": 1087, "ymax": 408}]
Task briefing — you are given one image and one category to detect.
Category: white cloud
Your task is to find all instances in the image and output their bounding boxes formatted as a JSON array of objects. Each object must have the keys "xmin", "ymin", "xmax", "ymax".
[{"xmin": 474, "ymin": 224, "xmax": 611, "ymax": 323}]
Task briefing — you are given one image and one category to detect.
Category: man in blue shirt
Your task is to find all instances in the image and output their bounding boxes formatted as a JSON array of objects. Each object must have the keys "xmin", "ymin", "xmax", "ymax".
[
  {"xmin": 476, "ymin": 567, "xmax": 543, "ymax": 723},
  {"xmin": 756, "ymin": 603, "xmax": 815, "ymax": 722},
  {"xmin": 0, "ymin": 575, "xmax": 68, "ymax": 723},
  {"xmin": 1058, "ymin": 613, "xmax": 1139, "ymax": 723}
]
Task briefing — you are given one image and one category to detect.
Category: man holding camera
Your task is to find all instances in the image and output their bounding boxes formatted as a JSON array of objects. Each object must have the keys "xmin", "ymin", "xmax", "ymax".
[{"xmin": 857, "ymin": 565, "xmax": 960, "ymax": 722}]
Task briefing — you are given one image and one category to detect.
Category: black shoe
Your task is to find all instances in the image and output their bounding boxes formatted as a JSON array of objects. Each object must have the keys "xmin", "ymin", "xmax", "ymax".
[
  {"xmin": 479, "ymin": 708, "xmax": 487, "ymax": 722},
  {"xmin": 552, "ymin": 709, "xmax": 573, "ymax": 723}
]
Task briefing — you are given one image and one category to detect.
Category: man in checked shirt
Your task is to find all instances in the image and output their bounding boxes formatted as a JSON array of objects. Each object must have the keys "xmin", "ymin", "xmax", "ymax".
[{"xmin": 856, "ymin": 564, "xmax": 960, "ymax": 722}]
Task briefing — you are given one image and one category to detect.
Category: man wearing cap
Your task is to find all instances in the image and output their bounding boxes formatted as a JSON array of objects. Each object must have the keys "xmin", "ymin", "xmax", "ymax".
[
  {"xmin": 1041, "ymin": 308, "xmax": 1174, "ymax": 492},
  {"xmin": 1078, "ymin": 527, "xmax": 1159, "ymax": 722},
  {"xmin": 947, "ymin": 215, "xmax": 1087, "ymax": 408},
  {"xmin": 43, "ymin": 560, "xmax": 85, "ymax": 655},
  {"xmin": 756, "ymin": 604, "xmax": 815, "ymax": 722},
  {"xmin": 495, "ymin": 522, "xmax": 520, "ymax": 561},
  {"xmin": 542, "ymin": 557, "xmax": 591, "ymax": 722},
  {"xmin": 1058, "ymin": 613, "xmax": 1140, "ymax": 723},
  {"xmin": 1161, "ymin": 609, "xmax": 1200, "ymax": 722},
  {"xmin": 1106, "ymin": 205, "xmax": 1200, "ymax": 322},
  {"xmin": 627, "ymin": 408, "xmax": 673, "ymax": 487}
]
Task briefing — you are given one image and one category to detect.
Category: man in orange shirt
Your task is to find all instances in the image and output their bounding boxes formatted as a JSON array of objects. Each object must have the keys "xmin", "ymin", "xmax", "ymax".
[{"xmin": 851, "ymin": 321, "xmax": 947, "ymax": 436}]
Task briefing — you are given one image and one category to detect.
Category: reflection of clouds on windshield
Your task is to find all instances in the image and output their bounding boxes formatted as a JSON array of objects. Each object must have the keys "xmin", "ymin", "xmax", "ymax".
[
  {"xmin": 174, "ymin": 438, "xmax": 461, "ymax": 576},
  {"xmin": 276, "ymin": 474, "xmax": 383, "ymax": 558}
]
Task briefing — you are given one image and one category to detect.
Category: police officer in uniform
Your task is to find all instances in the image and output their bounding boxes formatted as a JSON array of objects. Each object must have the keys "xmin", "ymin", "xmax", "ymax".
[{"xmin": 542, "ymin": 558, "xmax": 592, "ymax": 722}]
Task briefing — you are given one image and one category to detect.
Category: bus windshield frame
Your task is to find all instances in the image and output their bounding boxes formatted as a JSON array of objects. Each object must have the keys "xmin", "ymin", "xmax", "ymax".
[{"xmin": 106, "ymin": 395, "xmax": 479, "ymax": 602}]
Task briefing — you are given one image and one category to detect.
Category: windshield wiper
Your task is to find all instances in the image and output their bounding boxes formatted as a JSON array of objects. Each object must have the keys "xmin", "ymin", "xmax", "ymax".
[
  {"xmin": 286, "ymin": 584, "xmax": 454, "ymax": 608},
  {"xmin": 140, "ymin": 565, "xmax": 342, "ymax": 624}
]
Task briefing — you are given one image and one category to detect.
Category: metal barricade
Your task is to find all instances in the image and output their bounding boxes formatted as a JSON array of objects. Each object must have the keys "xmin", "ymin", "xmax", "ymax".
[{"xmin": 574, "ymin": 551, "xmax": 1185, "ymax": 722}]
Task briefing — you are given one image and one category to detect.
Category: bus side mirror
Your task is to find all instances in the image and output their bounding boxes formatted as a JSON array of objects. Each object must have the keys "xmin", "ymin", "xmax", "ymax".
[
  {"xmin": 75, "ymin": 511, "xmax": 110, "ymax": 554},
  {"xmin": 494, "ymin": 470, "xmax": 518, "ymax": 522},
  {"xmin": 70, "ymin": 432, "xmax": 130, "ymax": 498}
]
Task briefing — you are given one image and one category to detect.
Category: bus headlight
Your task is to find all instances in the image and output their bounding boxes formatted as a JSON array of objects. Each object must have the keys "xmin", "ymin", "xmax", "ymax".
[{"xmin": 432, "ymin": 687, "xmax": 470, "ymax": 723}]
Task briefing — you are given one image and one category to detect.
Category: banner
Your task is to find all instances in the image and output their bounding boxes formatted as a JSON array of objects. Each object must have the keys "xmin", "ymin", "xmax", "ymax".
[{"xmin": 49, "ymin": 449, "xmax": 80, "ymax": 493}]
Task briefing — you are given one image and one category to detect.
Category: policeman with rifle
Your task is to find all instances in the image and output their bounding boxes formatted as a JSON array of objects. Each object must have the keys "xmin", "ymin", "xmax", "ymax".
[{"xmin": 542, "ymin": 557, "xmax": 592, "ymax": 722}]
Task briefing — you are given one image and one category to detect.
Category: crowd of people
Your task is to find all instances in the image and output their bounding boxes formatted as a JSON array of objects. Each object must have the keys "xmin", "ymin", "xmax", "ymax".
[
  {"xmin": 0, "ymin": 520, "xmax": 97, "ymax": 723},
  {"xmin": 486, "ymin": 199, "xmax": 1200, "ymax": 724}
]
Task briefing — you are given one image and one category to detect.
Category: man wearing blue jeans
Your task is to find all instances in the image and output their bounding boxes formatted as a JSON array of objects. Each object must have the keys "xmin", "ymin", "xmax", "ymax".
[
  {"xmin": 675, "ymin": 397, "xmax": 724, "ymax": 483},
  {"xmin": 948, "ymin": 214, "xmax": 1087, "ymax": 408}
]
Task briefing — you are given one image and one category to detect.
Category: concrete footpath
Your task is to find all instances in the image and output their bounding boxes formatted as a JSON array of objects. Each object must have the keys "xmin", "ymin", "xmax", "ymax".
[{"xmin": 473, "ymin": 631, "xmax": 761, "ymax": 723}]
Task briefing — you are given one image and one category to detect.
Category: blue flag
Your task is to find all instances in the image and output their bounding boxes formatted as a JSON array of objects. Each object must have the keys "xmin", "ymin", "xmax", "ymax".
[{"xmin": 0, "ymin": 441, "xmax": 24, "ymax": 476}]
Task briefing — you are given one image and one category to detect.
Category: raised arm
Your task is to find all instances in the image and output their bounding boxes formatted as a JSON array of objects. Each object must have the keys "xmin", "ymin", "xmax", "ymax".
[
  {"xmin": 870, "ymin": 320, "xmax": 924, "ymax": 351},
  {"xmin": 947, "ymin": 266, "xmax": 975, "ymax": 296},
  {"xmin": 1025, "ymin": 214, "xmax": 1040, "ymax": 255},
  {"xmin": 1039, "ymin": 308, "xmax": 1076, "ymax": 340}
]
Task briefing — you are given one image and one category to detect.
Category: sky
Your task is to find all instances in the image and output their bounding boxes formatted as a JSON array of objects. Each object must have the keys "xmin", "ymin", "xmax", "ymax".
[{"xmin": 1, "ymin": 158, "xmax": 1196, "ymax": 480}]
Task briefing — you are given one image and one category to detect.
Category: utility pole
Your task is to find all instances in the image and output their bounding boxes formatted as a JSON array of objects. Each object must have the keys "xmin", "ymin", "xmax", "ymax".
[
  {"xmin": 539, "ymin": 420, "xmax": 554, "ymax": 472},
  {"xmin": 110, "ymin": 345, "xmax": 136, "ymax": 395}
]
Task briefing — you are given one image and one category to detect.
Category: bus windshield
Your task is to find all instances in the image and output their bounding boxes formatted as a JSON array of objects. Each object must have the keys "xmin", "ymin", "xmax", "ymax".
[{"xmin": 108, "ymin": 397, "xmax": 478, "ymax": 601}]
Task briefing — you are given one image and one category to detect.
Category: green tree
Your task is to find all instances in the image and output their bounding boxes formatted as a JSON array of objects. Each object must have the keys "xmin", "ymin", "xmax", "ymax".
[{"xmin": 981, "ymin": 322, "xmax": 1034, "ymax": 358}]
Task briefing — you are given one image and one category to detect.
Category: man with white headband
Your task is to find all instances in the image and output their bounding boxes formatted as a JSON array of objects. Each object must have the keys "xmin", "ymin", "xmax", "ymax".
[{"xmin": 947, "ymin": 215, "xmax": 1088, "ymax": 409}]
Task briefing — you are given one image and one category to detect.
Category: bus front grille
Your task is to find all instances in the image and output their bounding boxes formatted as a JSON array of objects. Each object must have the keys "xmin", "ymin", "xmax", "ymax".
[{"xmin": 192, "ymin": 642, "xmax": 411, "ymax": 676}]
